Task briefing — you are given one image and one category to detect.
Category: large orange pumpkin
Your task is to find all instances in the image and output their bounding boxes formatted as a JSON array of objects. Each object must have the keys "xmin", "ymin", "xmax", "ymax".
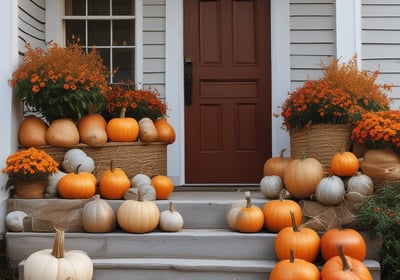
[
  {"xmin": 99, "ymin": 161, "xmax": 131, "ymax": 199},
  {"xmin": 18, "ymin": 115, "xmax": 49, "ymax": 147},
  {"xmin": 107, "ymin": 108, "xmax": 139, "ymax": 142},
  {"xmin": 283, "ymin": 157, "xmax": 324, "ymax": 199},
  {"xmin": 154, "ymin": 118, "xmax": 176, "ymax": 144},
  {"xmin": 330, "ymin": 151, "xmax": 359, "ymax": 177},
  {"xmin": 57, "ymin": 165, "xmax": 96, "ymax": 199},
  {"xmin": 321, "ymin": 228, "xmax": 367, "ymax": 261},
  {"xmin": 274, "ymin": 211, "xmax": 320, "ymax": 262},
  {"xmin": 263, "ymin": 148, "xmax": 292, "ymax": 179}
]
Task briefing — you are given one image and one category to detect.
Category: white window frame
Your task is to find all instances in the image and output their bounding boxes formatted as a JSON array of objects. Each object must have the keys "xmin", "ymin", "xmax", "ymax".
[{"xmin": 45, "ymin": 0, "xmax": 143, "ymax": 85}]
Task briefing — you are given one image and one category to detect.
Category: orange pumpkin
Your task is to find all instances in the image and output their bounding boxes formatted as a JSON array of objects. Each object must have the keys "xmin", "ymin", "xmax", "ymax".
[
  {"xmin": 151, "ymin": 175, "xmax": 174, "ymax": 199},
  {"xmin": 270, "ymin": 249, "xmax": 320, "ymax": 280},
  {"xmin": 235, "ymin": 192, "xmax": 264, "ymax": 233},
  {"xmin": 321, "ymin": 228, "xmax": 367, "ymax": 261},
  {"xmin": 154, "ymin": 118, "xmax": 176, "ymax": 144},
  {"xmin": 263, "ymin": 193, "xmax": 302, "ymax": 233},
  {"xmin": 321, "ymin": 244, "xmax": 372, "ymax": 280},
  {"xmin": 331, "ymin": 151, "xmax": 359, "ymax": 177},
  {"xmin": 107, "ymin": 108, "xmax": 139, "ymax": 142},
  {"xmin": 18, "ymin": 115, "xmax": 49, "ymax": 147},
  {"xmin": 283, "ymin": 157, "xmax": 324, "ymax": 199},
  {"xmin": 77, "ymin": 113, "xmax": 108, "ymax": 147},
  {"xmin": 99, "ymin": 161, "xmax": 131, "ymax": 199},
  {"xmin": 274, "ymin": 211, "xmax": 320, "ymax": 262},
  {"xmin": 57, "ymin": 165, "xmax": 96, "ymax": 199},
  {"xmin": 263, "ymin": 148, "xmax": 292, "ymax": 179},
  {"xmin": 46, "ymin": 118, "xmax": 80, "ymax": 148}
]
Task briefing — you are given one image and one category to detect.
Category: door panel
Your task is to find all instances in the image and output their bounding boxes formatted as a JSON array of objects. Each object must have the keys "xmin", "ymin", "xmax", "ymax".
[{"xmin": 184, "ymin": 0, "xmax": 271, "ymax": 183}]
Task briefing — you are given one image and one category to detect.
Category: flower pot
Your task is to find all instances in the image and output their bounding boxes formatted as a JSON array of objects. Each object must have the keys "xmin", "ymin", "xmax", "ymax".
[{"xmin": 14, "ymin": 179, "xmax": 47, "ymax": 199}]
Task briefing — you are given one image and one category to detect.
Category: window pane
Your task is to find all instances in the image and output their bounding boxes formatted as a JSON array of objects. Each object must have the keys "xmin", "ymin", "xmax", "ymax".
[
  {"xmin": 113, "ymin": 20, "xmax": 135, "ymax": 46},
  {"xmin": 66, "ymin": 20, "xmax": 86, "ymax": 45},
  {"xmin": 65, "ymin": 0, "xmax": 85, "ymax": 16},
  {"xmin": 90, "ymin": 47, "xmax": 111, "ymax": 74},
  {"xmin": 113, "ymin": 0, "xmax": 134, "ymax": 16},
  {"xmin": 88, "ymin": 21, "xmax": 110, "ymax": 46},
  {"xmin": 88, "ymin": 0, "xmax": 110, "ymax": 15},
  {"xmin": 113, "ymin": 48, "xmax": 135, "ymax": 82}
]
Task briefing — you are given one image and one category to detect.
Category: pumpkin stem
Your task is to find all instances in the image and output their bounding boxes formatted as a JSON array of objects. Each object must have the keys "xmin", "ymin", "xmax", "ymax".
[
  {"xmin": 109, "ymin": 160, "xmax": 115, "ymax": 172},
  {"xmin": 337, "ymin": 244, "xmax": 352, "ymax": 271},
  {"xmin": 120, "ymin": 107, "xmax": 127, "ymax": 118},
  {"xmin": 244, "ymin": 191, "xmax": 252, "ymax": 208},
  {"xmin": 169, "ymin": 201, "xmax": 175, "ymax": 212},
  {"xmin": 290, "ymin": 211, "xmax": 299, "ymax": 232},
  {"xmin": 52, "ymin": 227, "xmax": 65, "ymax": 259},
  {"xmin": 289, "ymin": 248, "xmax": 295, "ymax": 263},
  {"xmin": 74, "ymin": 164, "xmax": 82, "ymax": 174},
  {"xmin": 278, "ymin": 189, "xmax": 287, "ymax": 201},
  {"xmin": 279, "ymin": 148, "xmax": 287, "ymax": 158}
]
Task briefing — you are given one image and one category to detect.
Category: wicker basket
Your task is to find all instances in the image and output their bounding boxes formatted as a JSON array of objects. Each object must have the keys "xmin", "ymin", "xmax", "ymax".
[{"xmin": 289, "ymin": 124, "xmax": 351, "ymax": 172}]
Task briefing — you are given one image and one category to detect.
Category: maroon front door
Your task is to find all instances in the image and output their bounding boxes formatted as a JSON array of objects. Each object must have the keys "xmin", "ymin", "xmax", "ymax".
[{"xmin": 184, "ymin": 0, "xmax": 271, "ymax": 183}]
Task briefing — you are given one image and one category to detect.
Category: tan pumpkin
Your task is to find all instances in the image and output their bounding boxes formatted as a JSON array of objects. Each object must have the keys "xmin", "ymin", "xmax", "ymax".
[
  {"xmin": 117, "ymin": 193, "xmax": 160, "ymax": 233},
  {"xmin": 77, "ymin": 113, "xmax": 108, "ymax": 147},
  {"xmin": 124, "ymin": 185, "xmax": 157, "ymax": 201},
  {"xmin": 23, "ymin": 227, "xmax": 93, "ymax": 280},
  {"xmin": 283, "ymin": 157, "xmax": 324, "ymax": 199},
  {"xmin": 159, "ymin": 202, "xmax": 184, "ymax": 232},
  {"xmin": 226, "ymin": 198, "xmax": 247, "ymax": 230},
  {"xmin": 46, "ymin": 118, "xmax": 80, "ymax": 148},
  {"xmin": 138, "ymin": 117, "xmax": 158, "ymax": 143},
  {"xmin": 18, "ymin": 115, "xmax": 49, "ymax": 147},
  {"xmin": 82, "ymin": 195, "xmax": 116, "ymax": 233},
  {"xmin": 360, "ymin": 149, "xmax": 400, "ymax": 183},
  {"xmin": 263, "ymin": 148, "xmax": 292, "ymax": 179}
]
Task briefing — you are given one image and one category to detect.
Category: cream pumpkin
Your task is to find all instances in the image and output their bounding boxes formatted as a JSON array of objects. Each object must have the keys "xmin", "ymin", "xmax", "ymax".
[{"xmin": 46, "ymin": 119, "xmax": 80, "ymax": 148}]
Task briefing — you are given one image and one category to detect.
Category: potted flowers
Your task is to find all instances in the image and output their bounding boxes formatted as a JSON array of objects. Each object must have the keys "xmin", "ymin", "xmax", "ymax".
[
  {"xmin": 278, "ymin": 55, "xmax": 392, "ymax": 170},
  {"xmin": 9, "ymin": 42, "xmax": 109, "ymax": 123},
  {"xmin": 2, "ymin": 147, "xmax": 59, "ymax": 198}
]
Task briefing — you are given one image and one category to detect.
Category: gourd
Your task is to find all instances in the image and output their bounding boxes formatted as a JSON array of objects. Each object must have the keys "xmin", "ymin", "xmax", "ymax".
[
  {"xmin": 321, "ymin": 244, "xmax": 372, "ymax": 280},
  {"xmin": 283, "ymin": 157, "xmax": 324, "ymax": 199},
  {"xmin": 131, "ymin": 173, "xmax": 152, "ymax": 188},
  {"xmin": 6, "ymin": 211, "xmax": 28, "ymax": 232},
  {"xmin": 274, "ymin": 211, "xmax": 320, "ymax": 262},
  {"xmin": 18, "ymin": 115, "xmax": 48, "ymax": 147},
  {"xmin": 159, "ymin": 202, "xmax": 184, "ymax": 232},
  {"xmin": 117, "ymin": 192, "xmax": 160, "ymax": 233},
  {"xmin": 107, "ymin": 107, "xmax": 139, "ymax": 142},
  {"xmin": 46, "ymin": 170, "xmax": 67, "ymax": 198},
  {"xmin": 82, "ymin": 195, "xmax": 116, "ymax": 233},
  {"xmin": 23, "ymin": 227, "xmax": 93, "ymax": 280},
  {"xmin": 263, "ymin": 148, "xmax": 292, "ymax": 179},
  {"xmin": 154, "ymin": 118, "xmax": 176, "ymax": 144},
  {"xmin": 151, "ymin": 175, "xmax": 174, "ymax": 200},
  {"xmin": 262, "ymin": 191, "xmax": 302, "ymax": 233},
  {"xmin": 270, "ymin": 249, "xmax": 320, "ymax": 280},
  {"xmin": 46, "ymin": 118, "xmax": 80, "ymax": 148},
  {"xmin": 62, "ymin": 149, "xmax": 95, "ymax": 173},
  {"xmin": 124, "ymin": 185, "xmax": 157, "ymax": 201},
  {"xmin": 320, "ymin": 228, "xmax": 367, "ymax": 261},
  {"xmin": 345, "ymin": 172, "xmax": 374, "ymax": 203},
  {"xmin": 226, "ymin": 198, "xmax": 247, "ymax": 230},
  {"xmin": 99, "ymin": 160, "xmax": 131, "ymax": 200},
  {"xmin": 259, "ymin": 175, "xmax": 284, "ymax": 199},
  {"xmin": 331, "ymin": 151, "xmax": 359, "ymax": 177},
  {"xmin": 315, "ymin": 176, "xmax": 345, "ymax": 206},
  {"xmin": 77, "ymin": 113, "xmax": 108, "ymax": 147},
  {"xmin": 138, "ymin": 117, "xmax": 158, "ymax": 143},
  {"xmin": 57, "ymin": 165, "xmax": 97, "ymax": 199},
  {"xmin": 235, "ymin": 191, "xmax": 264, "ymax": 233}
]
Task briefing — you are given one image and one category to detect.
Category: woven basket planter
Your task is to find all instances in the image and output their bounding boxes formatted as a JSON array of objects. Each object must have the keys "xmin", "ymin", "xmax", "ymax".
[{"xmin": 289, "ymin": 124, "xmax": 351, "ymax": 172}]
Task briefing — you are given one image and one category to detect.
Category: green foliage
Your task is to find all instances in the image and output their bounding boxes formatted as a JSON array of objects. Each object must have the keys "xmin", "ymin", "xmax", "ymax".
[{"xmin": 356, "ymin": 182, "xmax": 400, "ymax": 280}]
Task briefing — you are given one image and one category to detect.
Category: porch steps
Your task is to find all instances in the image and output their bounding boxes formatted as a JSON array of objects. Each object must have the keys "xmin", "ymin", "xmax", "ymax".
[{"xmin": 6, "ymin": 191, "xmax": 381, "ymax": 279}]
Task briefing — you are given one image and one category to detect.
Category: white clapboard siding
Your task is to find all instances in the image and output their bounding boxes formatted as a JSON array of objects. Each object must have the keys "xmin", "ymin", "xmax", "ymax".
[
  {"xmin": 362, "ymin": 0, "xmax": 400, "ymax": 108},
  {"xmin": 143, "ymin": 0, "xmax": 166, "ymax": 97},
  {"xmin": 17, "ymin": 0, "xmax": 46, "ymax": 57},
  {"xmin": 289, "ymin": 0, "xmax": 336, "ymax": 90}
]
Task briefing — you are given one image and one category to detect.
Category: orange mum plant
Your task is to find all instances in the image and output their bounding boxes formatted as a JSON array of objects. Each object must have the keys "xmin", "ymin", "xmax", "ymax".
[
  {"xmin": 351, "ymin": 110, "xmax": 400, "ymax": 153},
  {"xmin": 9, "ymin": 42, "xmax": 109, "ymax": 123},
  {"xmin": 2, "ymin": 147, "xmax": 59, "ymax": 181},
  {"xmin": 103, "ymin": 82, "xmax": 167, "ymax": 121},
  {"xmin": 278, "ymin": 55, "xmax": 392, "ymax": 130}
]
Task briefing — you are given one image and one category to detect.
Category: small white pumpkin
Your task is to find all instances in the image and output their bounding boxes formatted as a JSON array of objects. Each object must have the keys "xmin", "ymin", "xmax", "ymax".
[
  {"xmin": 226, "ymin": 199, "xmax": 247, "ymax": 230},
  {"xmin": 6, "ymin": 211, "xmax": 28, "ymax": 232},
  {"xmin": 346, "ymin": 171, "xmax": 374, "ymax": 196},
  {"xmin": 131, "ymin": 173, "xmax": 152, "ymax": 188},
  {"xmin": 159, "ymin": 202, "xmax": 184, "ymax": 232},
  {"xmin": 45, "ymin": 170, "xmax": 67, "ymax": 198},
  {"xmin": 82, "ymin": 195, "xmax": 116, "ymax": 233},
  {"xmin": 62, "ymin": 148, "xmax": 95, "ymax": 173},
  {"xmin": 259, "ymin": 175, "xmax": 284, "ymax": 199},
  {"xmin": 124, "ymin": 185, "xmax": 156, "ymax": 201},
  {"xmin": 315, "ymin": 175, "xmax": 345, "ymax": 206}
]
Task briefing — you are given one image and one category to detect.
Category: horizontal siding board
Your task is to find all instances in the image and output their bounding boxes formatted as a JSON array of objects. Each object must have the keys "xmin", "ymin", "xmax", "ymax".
[
  {"xmin": 143, "ymin": 5, "xmax": 165, "ymax": 18},
  {"xmin": 291, "ymin": 30, "xmax": 335, "ymax": 43},
  {"xmin": 362, "ymin": 17, "xmax": 400, "ymax": 30},
  {"xmin": 143, "ymin": 31, "xmax": 165, "ymax": 44},
  {"xmin": 362, "ymin": 5, "xmax": 400, "ymax": 16},
  {"xmin": 143, "ymin": 58, "xmax": 165, "ymax": 72},
  {"xmin": 362, "ymin": 59, "xmax": 400, "ymax": 73},
  {"xmin": 291, "ymin": 55, "xmax": 332, "ymax": 69},
  {"xmin": 143, "ymin": 45, "xmax": 165, "ymax": 58},
  {"xmin": 143, "ymin": 18, "xmax": 165, "ymax": 31},
  {"xmin": 290, "ymin": 3, "xmax": 335, "ymax": 16},
  {"xmin": 362, "ymin": 30, "xmax": 400, "ymax": 43},
  {"xmin": 291, "ymin": 43, "xmax": 335, "ymax": 55},
  {"xmin": 290, "ymin": 69, "xmax": 324, "ymax": 81},
  {"xmin": 143, "ymin": 73, "xmax": 165, "ymax": 84},
  {"xmin": 290, "ymin": 16, "xmax": 335, "ymax": 29},
  {"xmin": 362, "ymin": 44, "xmax": 400, "ymax": 59}
]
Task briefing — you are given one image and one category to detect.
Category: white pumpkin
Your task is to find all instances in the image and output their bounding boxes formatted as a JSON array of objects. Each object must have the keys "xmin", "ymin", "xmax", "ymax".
[
  {"xmin": 315, "ymin": 175, "xmax": 345, "ymax": 206},
  {"xmin": 124, "ymin": 185, "xmax": 156, "ymax": 201},
  {"xmin": 226, "ymin": 199, "xmax": 247, "ymax": 230},
  {"xmin": 45, "ymin": 170, "xmax": 67, "ymax": 198},
  {"xmin": 6, "ymin": 211, "xmax": 28, "ymax": 232},
  {"xmin": 159, "ymin": 202, "xmax": 184, "ymax": 232},
  {"xmin": 131, "ymin": 173, "xmax": 152, "ymax": 188},
  {"xmin": 259, "ymin": 175, "xmax": 284, "ymax": 199},
  {"xmin": 346, "ymin": 171, "xmax": 374, "ymax": 196},
  {"xmin": 82, "ymin": 195, "xmax": 116, "ymax": 233},
  {"xmin": 62, "ymin": 148, "xmax": 95, "ymax": 173}
]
